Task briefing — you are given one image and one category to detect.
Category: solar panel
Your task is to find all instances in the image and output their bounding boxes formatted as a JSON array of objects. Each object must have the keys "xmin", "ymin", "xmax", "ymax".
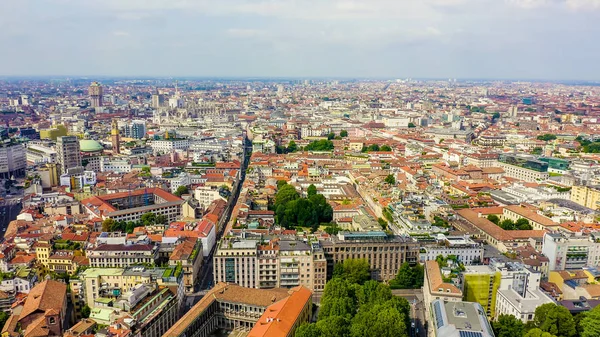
[
  {"xmin": 459, "ymin": 331, "xmax": 484, "ymax": 337},
  {"xmin": 433, "ymin": 301, "xmax": 445, "ymax": 329}
]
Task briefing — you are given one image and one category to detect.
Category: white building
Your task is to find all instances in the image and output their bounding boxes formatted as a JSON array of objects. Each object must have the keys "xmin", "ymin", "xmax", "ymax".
[
  {"xmin": 421, "ymin": 235, "xmax": 484, "ymax": 265},
  {"xmin": 0, "ymin": 143, "xmax": 26, "ymax": 179},
  {"xmin": 170, "ymin": 172, "xmax": 191, "ymax": 194},
  {"xmin": 542, "ymin": 232, "xmax": 600, "ymax": 271},
  {"xmin": 497, "ymin": 162, "xmax": 549, "ymax": 182},
  {"xmin": 151, "ymin": 139, "xmax": 190, "ymax": 154},
  {"xmin": 194, "ymin": 186, "xmax": 224, "ymax": 209},
  {"xmin": 100, "ymin": 157, "xmax": 132, "ymax": 173},
  {"xmin": 495, "ymin": 286, "xmax": 554, "ymax": 322},
  {"xmin": 26, "ymin": 143, "xmax": 57, "ymax": 164}
]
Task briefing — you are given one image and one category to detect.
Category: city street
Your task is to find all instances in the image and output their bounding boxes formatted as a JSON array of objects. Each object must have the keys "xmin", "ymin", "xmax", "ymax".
[{"xmin": 392, "ymin": 289, "xmax": 426, "ymax": 337}]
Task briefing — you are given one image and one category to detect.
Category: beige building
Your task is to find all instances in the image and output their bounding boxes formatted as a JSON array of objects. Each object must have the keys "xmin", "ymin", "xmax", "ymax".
[
  {"xmin": 497, "ymin": 162, "xmax": 549, "ymax": 182},
  {"xmin": 502, "ymin": 205, "xmax": 558, "ymax": 230},
  {"xmin": 169, "ymin": 238, "xmax": 203, "ymax": 293},
  {"xmin": 213, "ymin": 238, "xmax": 327, "ymax": 293},
  {"xmin": 320, "ymin": 231, "xmax": 419, "ymax": 282},
  {"xmin": 571, "ymin": 185, "xmax": 600, "ymax": 210},
  {"xmin": 423, "ymin": 260, "xmax": 463, "ymax": 318}
]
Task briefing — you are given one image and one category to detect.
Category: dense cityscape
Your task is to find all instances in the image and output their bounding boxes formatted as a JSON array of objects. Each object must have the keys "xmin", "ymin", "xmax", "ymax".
[{"xmin": 0, "ymin": 77, "xmax": 598, "ymax": 337}]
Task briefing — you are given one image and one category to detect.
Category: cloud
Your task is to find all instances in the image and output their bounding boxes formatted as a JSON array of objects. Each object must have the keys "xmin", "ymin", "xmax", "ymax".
[
  {"xmin": 226, "ymin": 28, "xmax": 266, "ymax": 38},
  {"xmin": 112, "ymin": 31, "xmax": 130, "ymax": 37}
]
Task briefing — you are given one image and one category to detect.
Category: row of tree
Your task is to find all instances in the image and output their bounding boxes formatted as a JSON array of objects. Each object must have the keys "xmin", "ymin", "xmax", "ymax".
[
  {"xmin": 296, "ymin": 259, "xmax": 411, "ymax": 337},
  {"xmin": 487, "ymin": 215, "xmax": 533, "ymax": 230},
  {"xmin": 389, "ymin": 262, "xmax": 424, "ymax": 289},
  {"xmin": 361, "ymin": 144, "xmax": 393, "ymax": 152},
  {"xmin": 306, "ymin": 139, "xmax": 335, "ymax": 151},
  {"xmin": 274, "ymin": 182, "xmax": 333, "ymax": 232},
  {"xmin": 493, "ymin": 302, "xmax": 600, "ymax": 337},
  {"xmin": 101, "ymin": 211, "xmax": 167, "ymax": 233}
]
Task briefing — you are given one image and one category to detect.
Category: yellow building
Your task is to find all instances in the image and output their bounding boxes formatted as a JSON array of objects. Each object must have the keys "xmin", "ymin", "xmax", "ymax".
[
  {"xmin": 34, "ymin": 240, "xmax": 52, "ymax": 267},
  {"xmin": 571, "ymin": 185, "xmax": 600, "ymax": 210},
  {"xmin": 40, "ymin": 124, "xmax": 68, "ymax": 140}
]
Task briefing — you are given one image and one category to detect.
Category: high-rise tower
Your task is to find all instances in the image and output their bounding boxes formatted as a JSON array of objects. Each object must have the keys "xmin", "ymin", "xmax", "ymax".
[
  {"xmin": 56, "ymin": 136, "xmax": 82, "ymax": 175},
  {"xmin": 89, "ymin": 82, "xmax": 103, "ymax": 108},
  {"xmin": 111, "ymin": 119, "xmax": 120, "ymax": 154}
]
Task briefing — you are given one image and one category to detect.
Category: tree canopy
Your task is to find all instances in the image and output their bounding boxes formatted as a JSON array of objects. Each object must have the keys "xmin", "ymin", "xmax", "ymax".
[
  {"xmin": 534, "ymin": 303, "xmax": 576, "ymax": 337},
  {"xmin": 537, "ymin": 134, "xmax": 557, "ymax": 142},
  {"xmin": 307, "ymin": 184, "xmax": 317, "ymax": 197},
  {"xmin": 580, "ymin": 305, "xmax": 600, "ymax": 337},
  {"xmin": 174, "ymin": 185, "xmax": 189, "ymax": 197},
  {"xmin": 301, "ymin": 261, "xmax": 410, "ymax": 337},
  {"xmin": 306, "ymin": 139, "xmax": 334, "ymax": 151},
  {"xmin": 493, "ymin": 314, "xmax": 524, "ymax": 337},
  {"xmin": 389, "ymin": 262, "xmax": 424, "ymax": 289},
  {"xmin": 274, "ymin": 182, "xmax": 332, "ymax": 231},
  {"xmin": 340, "ymin": 130, "xmax": 348, "ymax": 137},
  {"xmin": 384, "ymin": 174, "xmax": 396, "ymax": 185},
  {"xmin": 332, "ymin": 259, "xmax": 371, "ymax": 285}
]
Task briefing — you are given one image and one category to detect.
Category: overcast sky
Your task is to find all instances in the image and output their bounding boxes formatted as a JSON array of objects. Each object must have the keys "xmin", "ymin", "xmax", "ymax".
[{"xmin": 1, "ymin": 0, "xmax": 599, "ymax": 80}]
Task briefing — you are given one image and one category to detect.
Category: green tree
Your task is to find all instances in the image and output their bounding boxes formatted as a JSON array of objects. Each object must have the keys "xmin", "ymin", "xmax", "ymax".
[
  {"xmin": 493, "ymin": 314, "xmax": 524, "ymax": 337},
  {"xmin": 174, "ymin": 185, "xmax": 189, "ymax": 197},
  {"xmin": 380, "ymin": 145, "xmax": 392, "ymax": 151},
  {"xmin": 81, "ymin": 304, "xmax": 91, "ymax": 318},
  {"xmin": 492, "ymin": 112, "xmax": 501, "ymax": 120},
  {"xmin": 516, "ymin": 218, "xmax": 532, "ymax": 230},
  {"xmin": 537, "ymin": 134, "xmax": 557, "ymax": 142},
  {"xmin": 356, "ymin": 280, "xmax": 392, "ymax": 306},
  {"xmin": 277, "ymin": 180, "xmax": 288, "ymax": 189},
  {"xmin": 580, "ymin": 305, "xmax": 600, "ymax": 337},
  {"xmin": 317, "ymin": 316, "xmax": 350, "ymax": 337},
  {"xmin": 340, "ymin": 130, "xmax": 348, "ymax": 137},
  {"xmin": 327, "ymin": 132, "xmax": 335, "ymax": 140},
  {"xmin": 525, "ymin": 328, "xmax": 557, "ymax": 337},
  {"xmin": 0, "ymin": 311, "xmax": 9, "ymax": 331},
  {"xmin": 534, "ymin": 303, "xmax": 576, "ymax": 337},
  {"xmin": 500, "ymin": 219, "xmax": 515, "ymax": 230},
  {"xmin": 487, "ymin": 214, "xmax": 500, "ymax": 225},
  {"xmin": 350, "ymin": 298, "xmax": 409, "ymax": 337},
  {"xmin": 384, "ymin": 174, "xmax": 396, "ymax": 185},
  {"xmin": 102, "ymin": 218, "xmax": 115, "ymax": 232},
  {"xmin": 287, "ymin": 140, "xmax": 298, "ymax": 153},
  {"xmin": 306, "ymin": 139, "xmax": 334, "ymax": 151},
  {"xmin": 307, "ymin": 184, "xmax": 317, "ymax": 197},
  {"xmin": 340, "ymin": 259, "xmax": 371, "ymax": 285},
  {"xmin": 125, "ymin": 221, "xmax": 136, "ymax": 234},
  {"xmin": 377, "ymin": 217, "xmax": 388, "ymax": 229},
  {"xmin": 141, "ymin": 212, "xmax": 157, "ymax": 226},
  {"xmin": 408, "ymin": 122, "xmax": 416, "ymax": 128},
  {"xmin": 275, "ymin": 184, "xmax": 300, "ymax": 208},
  {"xmin": 156, "ymin": 214, "xmax": 168, "ymax": 225},
  {"xmin": 295, "ymin": 323, "xmax": 322, "ymax": 337},
  {"xmin": 389, "ymin": 262, "xmax": 424, "ymax": 289},
  {"xmin": 367, "ymin": 144, "xmax": 380, "ymax": 152}
]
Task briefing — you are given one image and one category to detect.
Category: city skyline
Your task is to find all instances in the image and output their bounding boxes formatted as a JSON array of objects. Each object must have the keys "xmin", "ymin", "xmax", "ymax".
[{"xmin": 1, "ymin": 0, "xmax": 600, "ymax": 80}]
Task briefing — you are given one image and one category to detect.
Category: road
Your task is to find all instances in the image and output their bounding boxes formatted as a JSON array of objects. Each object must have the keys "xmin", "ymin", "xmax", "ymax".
[
  {"xmin": 185, "ymin": 135, "xmax": 252, "ymax": 308},
  {"xmin": 392, "ymin": 289, "xmax": 426, "ymax": 337}
]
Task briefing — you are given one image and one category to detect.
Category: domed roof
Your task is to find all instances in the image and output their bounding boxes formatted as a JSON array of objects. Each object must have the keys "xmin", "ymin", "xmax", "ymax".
[{"xmin": 80, "ymin": 139, "xmax": 104, "ymax": 153}]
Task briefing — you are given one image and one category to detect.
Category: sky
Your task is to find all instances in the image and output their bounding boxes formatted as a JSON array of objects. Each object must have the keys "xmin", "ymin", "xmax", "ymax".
[{"xmin": 0, "ymin": 0, "xmax": 599, "ymax": 80}]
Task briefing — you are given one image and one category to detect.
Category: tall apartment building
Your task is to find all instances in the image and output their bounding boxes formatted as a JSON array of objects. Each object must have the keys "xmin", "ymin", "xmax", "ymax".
[
  {"xmin": 124, "ymin": 120, "xmax": 147, "ymax": 139},
  {"xmin": 89, "ymin": 82, "xmax": 103, "ymax": 108},
  {"xmin": 56, "ymin": 136, "xmax": 82, "ymax": 175},
  {"xmin": 0, "ymin": 143, "xmax": 26, "ymax": 179},
  {"xmin": 320, "ymin": 231, "xmax": 419, "ymax": 282},
  {"xmin": 571, "ymin": 185, "xmax": 600, "ymax": 210},
  {"xmin": 213, "ymin": 237, "xmax": 327, "ymax": 294},
  {"xmin": 542, "ymin": 231, "xmax": 600, "ymax": 271}
]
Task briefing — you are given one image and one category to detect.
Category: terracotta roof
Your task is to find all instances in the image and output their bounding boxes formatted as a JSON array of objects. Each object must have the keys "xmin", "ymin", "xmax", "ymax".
[
  {"xmin": 425, "ymin": 260, "xmax": 462, "ymax": 295},
  {"xmin": 248, "ymin": 286, "xmax": 312, "ymax": 337},
  {"xmin": 504, "ymin": 205, "xmax": 558, "ymax": 227},
  {"xmin": 18, "ymin": 280, "xmax": 66, "ymax": 323}
]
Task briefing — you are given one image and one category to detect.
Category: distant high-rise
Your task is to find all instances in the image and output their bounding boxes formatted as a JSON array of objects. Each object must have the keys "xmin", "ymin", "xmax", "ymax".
[
  {"xmin": 151, "ymin": 89, "xmax": 164, "ymax": 108},
  {"xmin": 111, "ymin": 119, "xmax": 121, "ymax": 154},
  {"xmin": 124, "ymin": 120, "xmax": 147, "ymax": 139},
  {"xmin": 56, "ymin": 136, "xmax": 82, "ymax": 175},
  {"xmin": 89, "ymin": 82, "xmax": 103, "ymax": 108}
]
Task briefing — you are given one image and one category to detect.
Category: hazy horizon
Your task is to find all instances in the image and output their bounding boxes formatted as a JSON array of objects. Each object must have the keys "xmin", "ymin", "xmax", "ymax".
[{"xmin": 1, "ymin": 0, "xmax": 600, "ymax": 81}]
